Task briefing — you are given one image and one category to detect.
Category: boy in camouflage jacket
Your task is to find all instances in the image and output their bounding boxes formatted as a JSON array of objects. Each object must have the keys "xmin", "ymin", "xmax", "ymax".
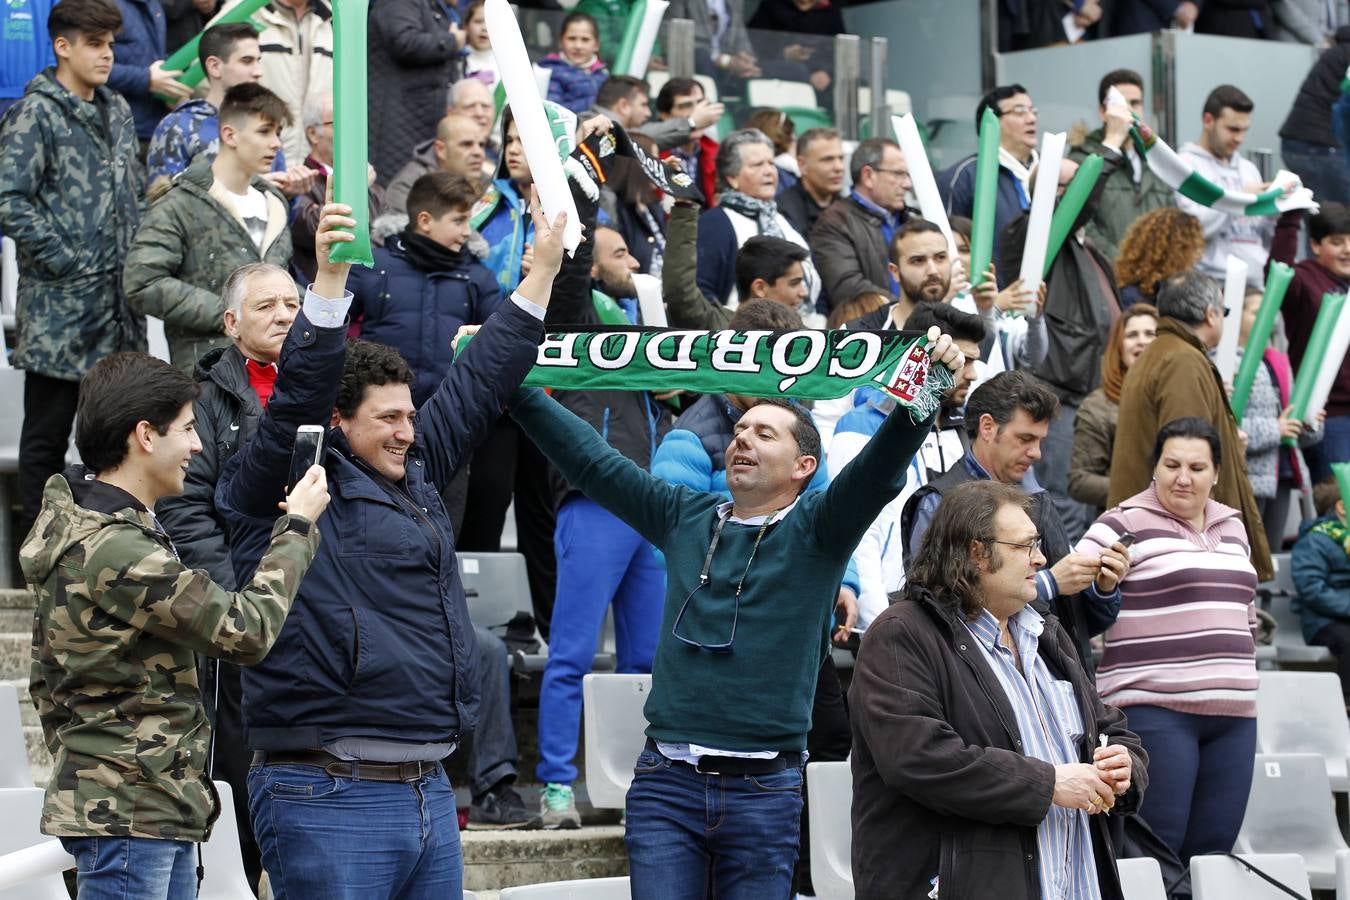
[{"xmin": 21, "ymin": 327, "xmax": 332, "ymax": 894}]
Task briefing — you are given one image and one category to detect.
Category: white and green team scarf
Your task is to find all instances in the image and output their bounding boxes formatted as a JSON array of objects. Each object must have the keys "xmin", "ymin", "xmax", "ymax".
[{"xmin": 1106, "ymin": 86, "xmax": 1319, "ymax": 217}]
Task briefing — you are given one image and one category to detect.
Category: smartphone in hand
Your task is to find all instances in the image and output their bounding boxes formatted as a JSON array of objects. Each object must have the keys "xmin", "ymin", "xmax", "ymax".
[{"xmin": 289, "ymin": 425, "xmax": 326, "ymax": 492}]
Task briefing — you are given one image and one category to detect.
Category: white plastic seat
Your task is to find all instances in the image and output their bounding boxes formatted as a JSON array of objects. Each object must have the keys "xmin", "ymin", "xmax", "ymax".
[
  {"xmin": 198, "ymin": 781, "xmax": 254, "ymax": 899},
  {"xmin": 0, "ymin": 787, "xmax": 75, "ymax": 899},
  {"xmin": 806, "ymin": 760, "xmax": 852, "ymax": 900},
  {"xmin": 1236, "ymin": 753, "xmax": 1350, "ymax": 889},
  {"xmin": 1191, "ymin": 853, "xmax": 1311, "ymax": 899},
  {"xmin": 1266, "ymin": 552, "xmax": 1333, "ymax": 665},
  {"xmin": 582, "ymin": 674, "xmax": 651, "ymax": 809},
  {"xmin": 1116, "ymin": 857, "xmax": 1166, "ymax": 899},
  {"xmin": 457, "ymin": 551, "xmax": 535, "ymax": 635},
  {"xmin": 644, "ymin": 72, "xmax": 717, "ymax": 104},
  {"xmin": 499, "ymin": 875, "xmax": 631, "ymax": 899},
  {"xmin": 0, "ymin": 686, "xmax": 30, "ymax": 790},
  {"xmin": 1257, "ymin": 671, "xmax": 1350, "ymax": 791},
  {"xmin": 1337, "ymin": 850, "xmax": 1350, "ymax": 899},
  {"xmin": 856, "ymin": 86, "xmax": 912, "ymax": 116},
  {"xmin": 746, "ymin": 78, "xmax": 817, "ymax": 110}
]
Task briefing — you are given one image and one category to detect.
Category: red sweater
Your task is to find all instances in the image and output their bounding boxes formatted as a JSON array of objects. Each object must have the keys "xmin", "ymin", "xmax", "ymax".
[{"xmin": 1271, "ymin": 212, "xmax": 1350, "ymax": 415}]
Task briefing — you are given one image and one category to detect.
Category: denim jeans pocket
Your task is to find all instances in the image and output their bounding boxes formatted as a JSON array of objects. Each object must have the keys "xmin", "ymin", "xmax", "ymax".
[
  {"xmin": 633, "ymin": 749, "xmax": 669, "ymax": 774},
  {"xmin": 263, "ymin": 765, "xmax": 344, "ymax": 800},
  {"xmin": 745, "ymin": 767, "xmax": 803, "ymax": 793}
]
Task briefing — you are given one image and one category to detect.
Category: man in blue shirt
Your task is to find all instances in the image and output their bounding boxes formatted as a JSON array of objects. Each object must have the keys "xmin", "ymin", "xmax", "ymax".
[{"xmin": 0, "ymin": 0, "xmax": 54, "ymax": 117}]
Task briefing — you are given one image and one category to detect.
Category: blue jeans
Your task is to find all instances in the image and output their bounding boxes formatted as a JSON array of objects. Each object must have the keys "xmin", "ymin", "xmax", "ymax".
[
  {"xmin": 1282, "ymin": 137, "xmax": 1350, "ymax": 206},
  {"xmin": 537, "ymin": 495, "xmax": 665, "ymax": 785},
  {"xmin": 1124, "ymin": 705, "xmax": 1257, "ymax": 864},
  {"xmin": 1307, "ymin": 414, "xmax": 1350, "ymax": 483},
  {"xmin": 1035, "ymin": 398, "xmax": 1091, "ymax": 544},
  {"xmin": 625, "ymin": 747, "xmax": 804, "ymax": 899},
  {"xmin": 469, "ymin": 623, "xmax": 518, "ymax": 797},
  {"xmin": 59, "ymin": 836, "xmax": 197, "ymax": 900},
  {"xmin": 247, "ymin": 763, "xmax": 461, "ymax": 899}
]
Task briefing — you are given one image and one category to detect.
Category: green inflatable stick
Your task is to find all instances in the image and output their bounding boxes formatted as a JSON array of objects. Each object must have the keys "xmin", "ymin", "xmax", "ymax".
[
  {"xmin": 1286, "ymin": 291, "xmax": 1347, "ymax": 441},
  {"xmin": 968, "ymin": 108, "xmax": 1001, "ymax": 287},
  {"xmin": 1041, "ymin": 153, "xmax": 1101, "ymax": 278},
  {"xmin": 1333, "ymin": 462, "xmax": 1350, "ymax": 518},
  {"xmin": 613, "ymin": 0, "xmax": 646, "ymax": 76},
  {"xmin": 328, "ymin": 0, "xmax": 373, "ymax": 266},
  {"xmin": 1231, "ymin": 262, "xmax": 1294, "ymax": 423}
]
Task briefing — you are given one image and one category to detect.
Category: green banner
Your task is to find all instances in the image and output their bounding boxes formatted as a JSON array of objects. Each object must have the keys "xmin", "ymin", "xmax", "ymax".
[{"xmin": 515, "ymin": 328, "xmax": 953, "ymax": 414}]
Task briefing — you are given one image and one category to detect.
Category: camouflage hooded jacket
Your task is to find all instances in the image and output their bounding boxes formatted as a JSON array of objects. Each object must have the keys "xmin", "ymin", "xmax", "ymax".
[
  {"xmin": 0, "ymin": 69, "xmax": 147, "ymax": 381},
  {"xmin": 21, "ymin": 468, "xmax": 320, "ymax": 841}
]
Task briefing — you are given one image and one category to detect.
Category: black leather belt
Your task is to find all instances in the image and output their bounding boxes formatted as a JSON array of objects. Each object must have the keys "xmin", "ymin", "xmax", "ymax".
[
  {"xmin": 251, "ymin": 749, "xmax": 441, "ymax": 783},
  {"xmin": 645, "ymin": 738, "xmax": 792, "ymax": 776}
]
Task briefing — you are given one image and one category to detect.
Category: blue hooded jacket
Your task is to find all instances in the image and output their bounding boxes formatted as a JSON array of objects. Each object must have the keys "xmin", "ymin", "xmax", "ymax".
[
  {"xmin": 1292, "ymin": 514, "xmax": 1350, "ymax": 643},
  {"xmin": 217, "ymin": 299, "xmax": 544, "ymax": 750},
  {"xmin": 108, "ymin": 0, "xmax": 170, "ymax": 140}
]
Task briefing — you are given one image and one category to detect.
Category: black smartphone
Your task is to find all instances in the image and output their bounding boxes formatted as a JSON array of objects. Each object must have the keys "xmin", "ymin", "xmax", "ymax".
[
  {"xmin": 289, "ymin": 425, "xmax": 325, "ymax": 492},
  {"xmin": 1116, "ymin": 532, "xmax": 1137, "ymax": 549}
]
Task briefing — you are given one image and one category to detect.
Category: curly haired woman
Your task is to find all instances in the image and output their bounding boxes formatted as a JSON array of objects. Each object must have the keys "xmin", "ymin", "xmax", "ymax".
[{"xmin": 1114, "ymin": 208, "xmax": 1206, "ymax": 306}]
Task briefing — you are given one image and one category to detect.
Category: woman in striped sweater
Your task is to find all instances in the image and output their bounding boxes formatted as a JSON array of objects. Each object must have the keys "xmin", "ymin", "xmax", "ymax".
[{"xmin": 1076, "ymin": 416, "xmax": 1259, "ymax": 864}]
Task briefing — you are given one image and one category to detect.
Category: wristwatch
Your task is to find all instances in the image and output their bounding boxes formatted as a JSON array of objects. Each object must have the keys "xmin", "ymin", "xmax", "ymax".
[{"xmin": 282, "ymin": 514, "xmax": 313, "ymax": 536}]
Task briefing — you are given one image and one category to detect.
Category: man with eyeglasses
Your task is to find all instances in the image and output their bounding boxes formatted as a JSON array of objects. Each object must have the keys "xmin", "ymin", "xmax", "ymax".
[
  {"xmin": 811, "ymin": 136, "xmax": 917, "ymax": 311},
  {"xmin": 903, "ymin": 370, "xmax": 1130, "ymax": 670},
  {"xmin": 940, "ymin": 84, "xmax": 1041, "ymax": 285},
  {"xmin": 851, "ymin": 479, "xmax": 1146, "ymax": 900},
  {"xmin": 507, "ymin": 323, "xmax": 965, "ymax": 897}
]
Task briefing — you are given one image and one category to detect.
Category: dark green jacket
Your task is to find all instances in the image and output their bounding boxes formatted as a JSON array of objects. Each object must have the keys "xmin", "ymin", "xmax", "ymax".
[
  {"xmin": 1069, "ymin": 128, "xmax": 1175, "ymax": 262},
  {"xmin": 0, "ymin": 69, "xmax": 146, "ymax": 380},
  {"xmin": 123, "ymin": 158, "xmax": 292, "ymax": 372},
  {"xmin": 22, "ymin": 469, "xmax": 319, "ymax": 840}
]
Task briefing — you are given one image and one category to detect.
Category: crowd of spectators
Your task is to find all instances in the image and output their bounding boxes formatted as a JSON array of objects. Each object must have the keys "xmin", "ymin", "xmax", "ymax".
[{"xmin": 6, "ymin": 0, "xmax": 1350, "ymax": 897}]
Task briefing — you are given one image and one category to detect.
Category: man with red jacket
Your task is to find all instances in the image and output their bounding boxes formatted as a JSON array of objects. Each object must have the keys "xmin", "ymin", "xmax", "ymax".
[{"xmin": 656, "ymin": 77, "xmax": 719, "ymax": 207}]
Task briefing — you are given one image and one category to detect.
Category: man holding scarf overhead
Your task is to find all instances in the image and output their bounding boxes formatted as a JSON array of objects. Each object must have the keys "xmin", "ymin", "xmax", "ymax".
[{"xmin": 505, "ymin": 312, "xmax": 965, "ymax": 895}]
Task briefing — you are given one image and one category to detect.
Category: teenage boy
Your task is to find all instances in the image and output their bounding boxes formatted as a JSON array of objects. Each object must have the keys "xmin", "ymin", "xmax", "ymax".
[
  {"xmin": 21, "ymin": 345, "xmax": 330, "ymax": 897},
  {"xmin": 1271, "ymin": 202, "xmax": 1350, "ymax": 478},
  {"xmin": 146, "ymin": 22, "xmax": 291, "ymax": 186},
  {"xmin": 125, "ymin": 82, "xmax": 294, "ymax": 373},
  {"xmin": 0, "ymin": 0, "xmax": 147, "ymax": 543}
]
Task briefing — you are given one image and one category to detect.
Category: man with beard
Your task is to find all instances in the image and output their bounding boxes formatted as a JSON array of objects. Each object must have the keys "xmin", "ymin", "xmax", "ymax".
[
  {"xmin": 814, "ymin": 219, "xmax": 954, "ymax": 446},
  {"xmin": 830, "ymin": 302, "xmax": 985, "ymax": 628},
  {"xmin": 529, "ymin": 219, "xmax": 675, "ymax": 829}
]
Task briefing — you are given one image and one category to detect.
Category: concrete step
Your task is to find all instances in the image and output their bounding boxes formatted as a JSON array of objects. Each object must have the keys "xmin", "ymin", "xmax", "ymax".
[
  {"xmin": 0, "ymin": 590, "xmax": 34, "ymax": 637},
  {"xmin": 461, "ymin": 825, "xmax": 627, "ymax": 892}
]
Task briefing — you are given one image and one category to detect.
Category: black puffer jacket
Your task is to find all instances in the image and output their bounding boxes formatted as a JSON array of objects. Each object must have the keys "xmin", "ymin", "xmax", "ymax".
[
  {"xmin": 1280, "ymin": 28, "xmax": 1350, "ymax": 148},
  {"xmin": 368, "ymin": 0, "xmax": 461, "ymax": 183},
  {"xmin": 157, "ymin": 345, "xmax": 261, "ymax": 589},
  {"xmin": 850, "ymin": 587, "xmax": 1147, "ymax": 900},
  {"xmin": 542, "ymin": 185, "xmax": 673, "ymax": 507}
]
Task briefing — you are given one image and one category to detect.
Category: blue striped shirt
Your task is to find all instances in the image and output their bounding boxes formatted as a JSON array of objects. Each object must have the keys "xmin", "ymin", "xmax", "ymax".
[{"xmin": 964, "ymin": 606, "xmax": 1101, "ymax": 900}]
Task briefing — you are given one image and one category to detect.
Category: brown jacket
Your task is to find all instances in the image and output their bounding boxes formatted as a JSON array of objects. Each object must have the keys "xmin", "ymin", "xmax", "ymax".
[
  {"xmin": 1069, "ymin": 387, "xmax": 1116, "ymax": 511},
  {"xmin": 1107, "ymin": 318, "xmax": 1273, "ymax": 580},
  {"xmin": 850, "ymin": 588, "xmax": 1146, "ymax": 900}
]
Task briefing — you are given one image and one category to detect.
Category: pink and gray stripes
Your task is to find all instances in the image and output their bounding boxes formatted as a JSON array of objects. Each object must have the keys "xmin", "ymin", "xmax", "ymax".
[{"xmin": 1077, "ymin": 493, "xmax": 1260, "ymax": 718}]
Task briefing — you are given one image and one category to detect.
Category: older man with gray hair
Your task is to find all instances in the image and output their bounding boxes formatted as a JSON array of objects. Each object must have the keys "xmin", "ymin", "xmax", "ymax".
[
  {"xmin": 156, "ymin": 261, "xmax": 301, "ymax": 889},
  {"xmin": 1108, "ymin": 268, "xmax": 1274, "ymax": 580},
  {"xmin": 695, "ymin": 128, "xmax": 819, "ymax": 309},
  {"xmin": 810, "ymin": 136, "xmax": 918, "ymax": 311}
]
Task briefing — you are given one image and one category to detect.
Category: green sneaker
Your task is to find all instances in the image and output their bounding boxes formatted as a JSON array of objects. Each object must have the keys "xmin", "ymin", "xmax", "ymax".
[{"xmin": 540, "ymin": 782, "xmax": 581, "ymax": 829}]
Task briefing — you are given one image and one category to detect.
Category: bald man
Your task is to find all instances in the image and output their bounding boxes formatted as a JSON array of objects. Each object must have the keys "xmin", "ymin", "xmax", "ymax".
[{"xmin": 385, "ymin": 113, "xmax": 490, "ymax": 216}]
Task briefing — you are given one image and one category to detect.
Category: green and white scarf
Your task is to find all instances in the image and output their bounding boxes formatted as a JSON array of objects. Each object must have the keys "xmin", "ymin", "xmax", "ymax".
[
  {"xmin": 465, "ymin": 327, "xmax": 952, "ymax": 416},
  {"xmin": 1105, "ymin": 87, "xmax": 1318, "ymax": 217}
]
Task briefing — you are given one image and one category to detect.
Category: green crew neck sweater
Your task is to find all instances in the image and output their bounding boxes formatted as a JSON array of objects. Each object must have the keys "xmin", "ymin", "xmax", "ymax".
[{"xmin": 511, "ymin": 388, "xmax": 933, "ymax": 751}]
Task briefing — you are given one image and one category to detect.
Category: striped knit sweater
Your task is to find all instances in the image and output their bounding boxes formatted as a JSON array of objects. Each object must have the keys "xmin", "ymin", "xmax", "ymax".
[{"xmin": 1077, "ymin": 486, "xmax": 1259, "ymax": 717}]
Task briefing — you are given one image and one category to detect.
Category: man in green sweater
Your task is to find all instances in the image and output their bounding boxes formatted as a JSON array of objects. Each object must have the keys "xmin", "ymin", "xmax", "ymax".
[{"xmin": 508, "ymin": 326, "xmax": 964, "ymax": 897}]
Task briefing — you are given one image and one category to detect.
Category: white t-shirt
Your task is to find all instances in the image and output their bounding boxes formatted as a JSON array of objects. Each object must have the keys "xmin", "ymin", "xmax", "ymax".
[{"xmin": 227, "ymin": 186, "xmax": 269, "ymax": 252}]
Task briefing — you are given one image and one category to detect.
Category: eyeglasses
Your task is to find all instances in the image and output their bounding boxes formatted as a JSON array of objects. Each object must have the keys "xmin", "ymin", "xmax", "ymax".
[
  {"xmin": 670, "ymin": 512, "xmax": 775, "ymax": 652},
  {"xmin": 998, "ymin": 105, "xmax": 1038, "ymax": 118},
  {"xmin": 989, "ymin": 536, "xmax": 1044, "ymax": 561}
]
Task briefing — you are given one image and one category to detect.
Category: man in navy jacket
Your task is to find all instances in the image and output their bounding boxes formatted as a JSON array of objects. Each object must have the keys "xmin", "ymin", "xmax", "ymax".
[{"xmin": 216, "ymin": 194, "xmax": 567, "ymax": 897}]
